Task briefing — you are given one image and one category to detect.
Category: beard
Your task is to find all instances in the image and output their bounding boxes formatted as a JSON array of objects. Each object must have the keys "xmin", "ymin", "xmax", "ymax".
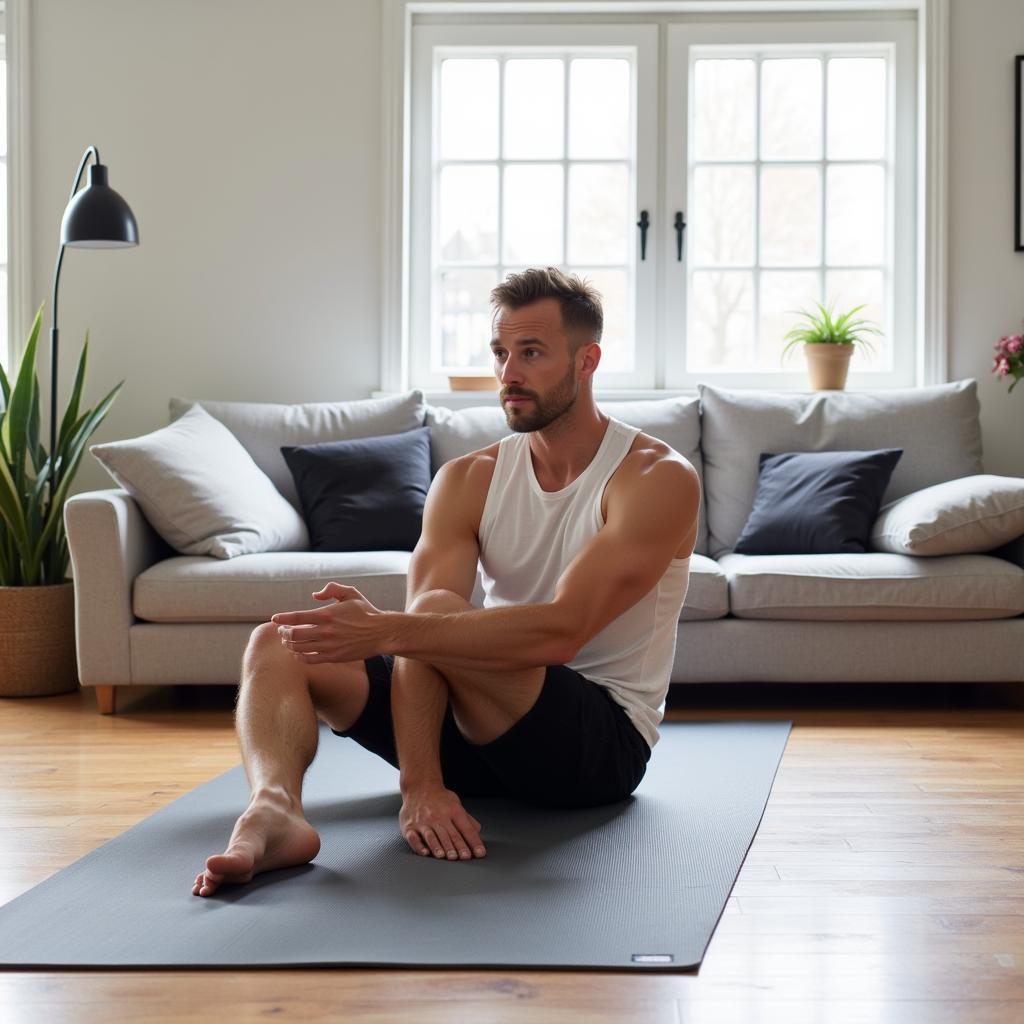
[{"xmin": 503, "ymin": 358, "xmax": 579, "ymax": 433}]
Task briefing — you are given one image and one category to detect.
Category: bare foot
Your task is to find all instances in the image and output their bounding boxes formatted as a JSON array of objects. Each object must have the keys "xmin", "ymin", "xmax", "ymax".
[{"xmin": 192, "ymin": 793, "xmax": 321, "ymax": 897}]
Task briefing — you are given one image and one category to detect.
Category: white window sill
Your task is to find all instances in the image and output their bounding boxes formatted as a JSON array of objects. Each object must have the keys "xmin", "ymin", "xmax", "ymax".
[{"xmin": 371, "ymin": 385, "xmax": 916, "ymax": 407}]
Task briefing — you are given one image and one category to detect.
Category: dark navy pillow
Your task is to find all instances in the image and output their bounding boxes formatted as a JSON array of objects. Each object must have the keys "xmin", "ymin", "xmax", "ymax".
[
  {"xmin": 733, "ymin": 448, "xmax": 904, "ymax": 555},
  {"xmin": 281, "ymin": 427, "xmax": 432, "ymax": 552}
]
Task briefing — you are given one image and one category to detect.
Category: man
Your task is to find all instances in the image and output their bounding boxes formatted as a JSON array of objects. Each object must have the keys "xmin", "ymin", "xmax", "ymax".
[{"xmin": 192, "ymin": 267, "xmax": 700, "ymax": 898}]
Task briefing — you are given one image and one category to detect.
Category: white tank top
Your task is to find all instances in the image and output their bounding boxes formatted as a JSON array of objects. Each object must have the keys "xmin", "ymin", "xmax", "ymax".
[{"xmin": 477, "ymin": 415, "xmax": 691, "ymax": 750}]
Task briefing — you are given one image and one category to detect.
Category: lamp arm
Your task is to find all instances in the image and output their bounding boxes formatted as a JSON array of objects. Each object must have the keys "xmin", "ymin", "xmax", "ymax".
[
  {"xmin": 53, "ymin": 146, "xmax": 100, "ymax": 331},
  {"xmin": 68, "ymin": 145, "xmax": 100, "ymax": 201},
  {"xmin": 49, "ymin": 145, "xmax": 101, "ymax": 488}
]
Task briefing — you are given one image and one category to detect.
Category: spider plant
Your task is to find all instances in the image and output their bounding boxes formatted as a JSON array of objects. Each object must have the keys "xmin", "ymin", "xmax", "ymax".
[{"xmin": 780, "ymin": 301, "xmax": 883, "ymax": 363}]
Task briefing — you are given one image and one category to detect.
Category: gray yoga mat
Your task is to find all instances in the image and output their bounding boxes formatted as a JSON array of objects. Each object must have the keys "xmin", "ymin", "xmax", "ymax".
[{"xmin": 0, "ymin": 719, "xmax": 790, "ymax": 971}]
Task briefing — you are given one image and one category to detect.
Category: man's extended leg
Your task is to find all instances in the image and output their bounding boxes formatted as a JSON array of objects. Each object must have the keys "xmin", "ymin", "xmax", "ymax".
[{"xmin": 191, "ymin": 622, "xmax": 370, "ymax": 898}]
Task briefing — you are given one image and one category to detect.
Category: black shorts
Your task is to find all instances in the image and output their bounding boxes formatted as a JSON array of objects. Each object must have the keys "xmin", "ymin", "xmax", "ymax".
[{"xmin": 331, "ymin": 655, "xmax": 652, "ymax": 809}]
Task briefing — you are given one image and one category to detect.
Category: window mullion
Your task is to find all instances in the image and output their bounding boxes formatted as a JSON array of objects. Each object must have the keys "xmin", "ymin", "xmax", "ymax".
[
  {"xmin": 497, "ymin": 54, "xmax": 505, "ymax": 281},
  {"xmin": 562, "ymin": 54, "xmax": 569, "ymax": 269},
  {"xmin": 753, "ymin": 54, "xmax": 761, "ymax": 367},
  {"xmin": 821, "ymin": 52, "xmax": 828, "ymax": 306}
]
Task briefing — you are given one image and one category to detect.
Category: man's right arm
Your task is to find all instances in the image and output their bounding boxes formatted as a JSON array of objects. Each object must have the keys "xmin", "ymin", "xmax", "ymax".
[{"xmin": 391, "ymin": 456, "xmax": 482, "ymax": 796}]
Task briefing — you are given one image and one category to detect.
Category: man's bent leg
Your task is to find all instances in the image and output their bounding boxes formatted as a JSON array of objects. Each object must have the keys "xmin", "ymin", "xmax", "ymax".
[
  {"xmin": 407, "ymin": 590, "xmax": 548, "ymax": 747},
  {"xmin": 192, "ymin": 622, "xmax": 368, "ymax": 897},
  {"xmin": 391, "ymin": 654, "xmax": 487, "ymax": 861}
]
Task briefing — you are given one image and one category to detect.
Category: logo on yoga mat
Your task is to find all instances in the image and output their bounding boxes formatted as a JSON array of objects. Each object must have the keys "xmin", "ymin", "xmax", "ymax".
[{"xmin": 631, "ymin": 953, "xmax": 674, "ymax": 963}]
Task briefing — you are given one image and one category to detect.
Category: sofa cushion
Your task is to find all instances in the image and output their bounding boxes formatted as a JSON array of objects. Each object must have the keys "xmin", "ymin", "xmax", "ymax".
[
  {"xmin": 734, "ymin": 448, "xmax": 903, "ymax": 555},
  {"xmin": 134, "ymin": 550, "xmax": 729, "ymax": 624},
  {"xmin": 679, "ymin": 553, "xmax": 729, "ymax": 621},
  {"xmin": 90, "ymin": 404, "xmax": 309, "ymax": 560},
  {"xmin": 425, "ymin": 394, "xmax": 709, "ymax": 555},
  {"xmin": 281, "ymin": 427, "xmax": 432, "ymax": 552},
  {"xmin": 717, "ymin": 551, "xmax": 1024, "ymax": 620},
  {"xmin": 134, "ymin": 551, "xmax": 414, "ymax": 622},
  {"xmin": 870, "ymin": 474, "xmax": 1024, "ymax": 556},
  {"xmin": 698, "ymin": 379, "xmax": 984, "ymax": 558},
  {"xmin": 169, "ymin": 390, "xmax": 426, "ymax": 512}
]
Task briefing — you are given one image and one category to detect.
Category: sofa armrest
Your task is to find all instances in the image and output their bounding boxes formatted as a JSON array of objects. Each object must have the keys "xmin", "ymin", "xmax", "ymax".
[
  {"xmin": 64, "ymin": 488, "xmax": 175, "ymax": 685},
  {"xmin": 989, "ymin": 533, "xmax": 1024, "ymax": 570}
]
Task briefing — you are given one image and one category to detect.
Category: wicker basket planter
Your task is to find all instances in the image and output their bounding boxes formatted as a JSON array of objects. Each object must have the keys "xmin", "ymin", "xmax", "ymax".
[{"xmin": 0, "ymin": 581, "xmax": 79, "ymax": 697}]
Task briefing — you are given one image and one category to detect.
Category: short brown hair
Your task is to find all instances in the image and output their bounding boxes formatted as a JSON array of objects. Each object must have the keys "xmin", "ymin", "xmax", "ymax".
[{"xmin": 491, "ymin": 267, "xmax": 603, "ymax": 355}]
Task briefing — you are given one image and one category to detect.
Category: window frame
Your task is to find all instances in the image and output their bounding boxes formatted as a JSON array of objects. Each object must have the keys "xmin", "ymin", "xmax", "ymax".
[
  {"xmin": 379, "ymin": 0, "xmax": 949, "ymax": 401},
  {"xmin": 664, "ymin": 17, "xmax": 918, "ymax": 390},
  {"xmin": 409, "ymin": 22, "xmax": 659, "ymax": 391},
  {"xmin": 1, "ymin": 0, "xmax": 31, "ymax": 376}
]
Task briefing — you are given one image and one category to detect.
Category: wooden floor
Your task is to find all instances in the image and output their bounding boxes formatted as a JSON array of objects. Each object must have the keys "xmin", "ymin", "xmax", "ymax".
[{"xmin": 1, "ymin": 679, "xmax": 1023, "ymax": 1023}]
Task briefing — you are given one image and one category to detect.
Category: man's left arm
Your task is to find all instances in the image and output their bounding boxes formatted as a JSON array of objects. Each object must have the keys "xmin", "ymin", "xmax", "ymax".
[
  {"xmin": 378, "ymin": 456, "xmax": 701, "ymax": 671},
  {"xmin": 275, "ymin": 457, "xmax": 700, "ymax": 670}
]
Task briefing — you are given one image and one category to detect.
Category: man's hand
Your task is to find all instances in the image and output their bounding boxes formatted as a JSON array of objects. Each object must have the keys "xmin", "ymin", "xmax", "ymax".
[
  {"xmin": 399, "ymin": 785, "xmax": 487, "ymax": 860},
  {"xmin": 272, "ymin": 582, "xmax": 388, "ymax": 664}
]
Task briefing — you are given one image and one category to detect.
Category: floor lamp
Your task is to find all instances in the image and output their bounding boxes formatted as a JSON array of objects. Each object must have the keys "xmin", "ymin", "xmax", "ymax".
[{"xmin": 50, "ymin": 145, "xmax": 139, "ymax": 492}]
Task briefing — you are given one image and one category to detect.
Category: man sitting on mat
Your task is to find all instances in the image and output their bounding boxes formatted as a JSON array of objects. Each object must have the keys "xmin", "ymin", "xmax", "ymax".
[{"xmin": 192, "ymin": 266, "xmax": 700, "ymax": 898}]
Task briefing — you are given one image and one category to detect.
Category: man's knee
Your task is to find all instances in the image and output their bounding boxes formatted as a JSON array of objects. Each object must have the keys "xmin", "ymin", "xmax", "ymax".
[
  {"xmin": 250, "ymin": 622, "xmax": 279, "ymax": 644},
  {"xmin": 406, "ymin": 589, "xmax": 474, "ymax": 614}
]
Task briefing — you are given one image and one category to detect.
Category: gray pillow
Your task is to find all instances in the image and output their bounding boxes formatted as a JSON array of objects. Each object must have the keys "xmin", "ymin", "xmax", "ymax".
[
  {"xmin": 698, "ymin": 379, "xmax": 984, "ymax": 558},
  {"xmin": 90, "ymin": 403, "xmax": 308, "ymax": 559},
  {"xmin": 870, "ymin": 474, "xmax": 1024, "ymax": 555},
  {"xmin": 169, "ymin": 390, "xmax": 426, "ymax": 511}
]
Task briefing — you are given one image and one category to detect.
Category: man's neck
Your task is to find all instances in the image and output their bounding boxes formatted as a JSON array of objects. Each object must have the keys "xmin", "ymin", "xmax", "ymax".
[{"xmin": 528, "ymin": 404, "xmax": 610, "ymax": 489}]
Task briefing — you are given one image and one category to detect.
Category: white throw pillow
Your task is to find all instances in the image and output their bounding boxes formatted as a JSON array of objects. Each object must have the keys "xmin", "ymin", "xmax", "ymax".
[
  {"xmin": 870, "ymin": 475, "xmax": 1024, "ymax": 556},
  {"xmin": 90, "ymin": 404, "xmax": 309, "ymax": 559},
  {"xmin": 168, "ymin": 390, "xmax": 426, "ymax": 512}
]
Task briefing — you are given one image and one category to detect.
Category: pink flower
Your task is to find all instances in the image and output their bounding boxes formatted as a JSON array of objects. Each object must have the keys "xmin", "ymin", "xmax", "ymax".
[
  {"xmin": 1007, "ymin": 336, "xmax": 1024, "ymax": 354},
  {"xmin": 996, "ymin": 357, "xmax": 1010, "ymax": 376}
]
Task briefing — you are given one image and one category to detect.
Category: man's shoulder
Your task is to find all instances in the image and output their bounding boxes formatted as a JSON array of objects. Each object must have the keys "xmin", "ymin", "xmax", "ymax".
[
  {"xmin": 435, "ymin": 443, "xmax": 503, "ymax": 510},
  {"xmin": 620, "ymin": 429, "xmax": 699, "ymax": 483}
]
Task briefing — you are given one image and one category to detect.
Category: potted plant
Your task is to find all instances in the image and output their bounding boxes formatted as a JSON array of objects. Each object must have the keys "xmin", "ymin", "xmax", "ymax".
[
  {"xmin": 0, "ymin": 303, "xmax": 123, "ymax": 697},
  {"xmin": 780, "ymin": 301, "xmax": 883, "ymax": 390},
  {"xmin": 991, "ymin": 324, "xmax": 1024, "ymax": 393}
]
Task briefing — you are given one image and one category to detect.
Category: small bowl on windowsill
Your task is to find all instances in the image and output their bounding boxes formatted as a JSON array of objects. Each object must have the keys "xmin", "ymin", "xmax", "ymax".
[{"xmin": 448, "ymin": 375, "xmax": 500, "ymax": 392}]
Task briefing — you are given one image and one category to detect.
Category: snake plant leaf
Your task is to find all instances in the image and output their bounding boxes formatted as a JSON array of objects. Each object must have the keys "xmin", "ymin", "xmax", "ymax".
[
  {"xmin": 27, "ymin": 370, "xmax": 44, "ymax": 476},
  {"xmin": 53, "ymin": 376, "xmax": 122, "ymax": 492},
  {"xmin": 58, "ymin": 329, "xmax": 89, "ymax": 459},
  {"xmin": 28, "ymin": 380, "xmax": 124, "ymax": 573},
  {"xmin": 0, "ymin": 306, "xmax": 43, "ymax": 467},
  {"xmin": 0, "ymin": 453, "xmax": 30, "ymax": 550}
]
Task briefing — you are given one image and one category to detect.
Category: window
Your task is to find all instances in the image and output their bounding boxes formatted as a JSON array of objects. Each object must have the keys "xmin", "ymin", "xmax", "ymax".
[
  {"xmin": 410, "ymin": 24, "xmax": 657, "ymax": 390},
  {"xmin": 402, "ymin": 10, "xmax": 920, "ymax": 392},
  {"xmin": 664, "ymin": 19, "xmax": 917, "ymax": 389},
  {"xmin": 0, "ymin": 7, "xmax": 8, "ymax": 372}
]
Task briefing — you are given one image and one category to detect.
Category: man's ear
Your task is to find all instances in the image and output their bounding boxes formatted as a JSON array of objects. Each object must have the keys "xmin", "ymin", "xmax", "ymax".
[{"xmin": 578, "ymin": 341, "xmax": 601, "ymax": 378}]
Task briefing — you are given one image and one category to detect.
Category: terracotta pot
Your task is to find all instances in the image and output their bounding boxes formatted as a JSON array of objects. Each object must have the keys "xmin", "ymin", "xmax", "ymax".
[
  {"xmin": 0, "ymin": 581, "xmax": 79, "ymax": 697},
  {"xmin": 804, "ymin": 343, "xmax": 854, "ymax": 390}
]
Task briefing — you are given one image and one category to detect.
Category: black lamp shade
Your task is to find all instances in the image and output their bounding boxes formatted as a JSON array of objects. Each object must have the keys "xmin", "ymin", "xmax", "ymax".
[{"xmin": 60, "ymin": 163, "xmax": 139, "ymax": 249}]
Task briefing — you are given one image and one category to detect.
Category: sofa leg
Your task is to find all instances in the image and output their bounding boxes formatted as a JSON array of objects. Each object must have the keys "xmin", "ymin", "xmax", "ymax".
[{"xmin": 95, "ymin": 686, "xmax": 116, "ymax": 715}]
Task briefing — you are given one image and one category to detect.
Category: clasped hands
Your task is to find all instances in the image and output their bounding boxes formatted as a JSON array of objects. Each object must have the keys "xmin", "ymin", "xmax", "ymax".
[{"xmin": 272, "ymin": 582, "xmax": 386, "ymax": 664}]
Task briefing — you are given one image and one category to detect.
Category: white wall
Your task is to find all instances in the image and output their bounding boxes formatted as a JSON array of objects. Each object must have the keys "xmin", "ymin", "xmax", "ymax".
[
  {"xmin": 948, "ymin": 0, "xmax": 1024, "ymax": 477},
  {"xmin": 29, "ymin": 0, "xmax": 384, "ymax": 496},
  {"xmin": 20, "ymin": 0, "xmax": 1024, "ymax": 500}
]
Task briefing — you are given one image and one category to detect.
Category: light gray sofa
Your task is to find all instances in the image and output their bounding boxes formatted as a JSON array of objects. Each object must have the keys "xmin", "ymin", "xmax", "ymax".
[{"xmin": 65, "ymin": 380, "xmax": 1024, "ymax": 715}]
